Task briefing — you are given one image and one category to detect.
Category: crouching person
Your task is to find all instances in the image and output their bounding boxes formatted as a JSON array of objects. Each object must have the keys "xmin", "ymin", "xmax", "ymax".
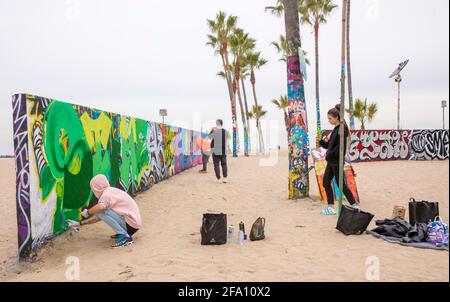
[{"xmin": 80, "ymin": 174, "xmax": 142, "ymax": 248}]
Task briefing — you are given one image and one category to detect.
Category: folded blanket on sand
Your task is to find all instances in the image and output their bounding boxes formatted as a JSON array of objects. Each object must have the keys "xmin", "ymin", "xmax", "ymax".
[{"xmin": 366, "ymin": 230, "xmax": 449, "ymax": 251}]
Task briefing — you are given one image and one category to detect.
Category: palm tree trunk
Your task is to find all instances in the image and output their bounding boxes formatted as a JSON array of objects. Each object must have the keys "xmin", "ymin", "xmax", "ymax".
[
  {"xmin": 231, "ymin": 78, "xmax": 238, "ymax": 157},
  {"xmin": 225, "ymin": 49, "xmax": 240, "ymax": 155},
  {"xmin": 314, "ymin": 21, "xmax": 321, "ymax": 148},
  {"xmin": 346, "ymin": 0, "xmax": 355, "ymax": 130},
  {"xmin": 236, "ymin": 78, "xmax": 249, "ymax": 156},
  {"xmin": 283, "ymin": 0, "xmax": 309, "ymax": 199},
  {"xmin": 257, "ymin": 118, "xmax": 265, "ymax": 155},
  {"xmin": 338, "ymin": 0, "xmax": 348, "ymax": 216},
  {"xmin": 250, "ymin": 75, "xmax": 265, "ymax": 155},
  {"xmin": 221, "ymin": 53, "xmax": 234, "ymax": 107},
  {"xmin": 241, "ymin": 76, "xmax": 251, "ymax": 154}
]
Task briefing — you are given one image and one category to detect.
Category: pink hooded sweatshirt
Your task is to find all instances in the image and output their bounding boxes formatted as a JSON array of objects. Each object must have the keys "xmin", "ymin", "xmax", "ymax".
[{"xmin": 90, "ymin": 175, "xmax": 142, "ymax": 229}]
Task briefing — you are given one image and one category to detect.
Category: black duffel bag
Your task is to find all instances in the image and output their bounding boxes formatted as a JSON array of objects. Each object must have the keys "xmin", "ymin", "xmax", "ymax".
[
  {"xmin": 336, "ymin": 205, "xmax": 374, "ymax": 235},
  {"xmin": 200, "ymin": 213, "xmax": 227, "ymax": 245},
  {"xmin": 409, "ymin": 198, "xmax": 439, "ymax": 225}
]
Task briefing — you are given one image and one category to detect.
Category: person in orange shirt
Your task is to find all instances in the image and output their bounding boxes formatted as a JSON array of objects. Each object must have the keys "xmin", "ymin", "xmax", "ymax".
[{"xmin": 196, "ymin": 135, "xmax": 211, "ymax": 173}]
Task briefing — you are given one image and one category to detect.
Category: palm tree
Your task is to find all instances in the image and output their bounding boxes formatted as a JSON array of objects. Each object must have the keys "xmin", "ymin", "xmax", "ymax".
[
  {"xmin": 265, "ymin": 0, "xmax": 285, "ymax": 16},
  {"xmin": 229, "ymin": 28, "xmax": 256, "ymax": 157},
  {"xmin": 223, "ymin": 64, "xmax": 253, "ymax": 155},
  {"xmin": 247, "ymin": 105, "xmax": 268, "ymax": 154},
  {"xmin": 271, "ymin": 34, "xmax": 310, "ymax": 64},
  {"xmin": 346, "ymin": 0, "xmax": 355, "ymax": 129},
  {"xmin": 272, "ymin": 95, "xmax": 290, "ymax": 143},
  {"xmin": 300, "ymin": 0, "xmax": 337, "ymax": 147},
  {"xmin": 206, "ymin": 12, "xmax": 240, "ymax": 154},
  {"xmin": 227, "ymin": 60, "xmax": 251, "ymax": 157},
  {"xmin": 244, "ymin": 51, "xmax": 268, "ymax": 154},
  {"xmin": 240, "ymin": 62, "xmax": 252, "ymax": 154},
  {"xmin": 283, "ymin": 0, "xmax": 309, "ymax": 199},
  {"xmin": 346, "ymin": 98, "xmax": 378, "ymax": 130}
]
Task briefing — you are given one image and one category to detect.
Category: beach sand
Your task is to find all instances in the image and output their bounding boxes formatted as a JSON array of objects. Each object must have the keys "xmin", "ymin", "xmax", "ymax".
[{"xmin": 0, "ymin": 152, "xmax": 448, "ymax": 282}]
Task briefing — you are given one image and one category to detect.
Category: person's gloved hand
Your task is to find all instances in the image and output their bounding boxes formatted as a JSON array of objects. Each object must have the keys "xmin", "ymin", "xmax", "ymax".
[{"xmin": 81, "ymin": 209, "xmax": 90, "ymax": 219}]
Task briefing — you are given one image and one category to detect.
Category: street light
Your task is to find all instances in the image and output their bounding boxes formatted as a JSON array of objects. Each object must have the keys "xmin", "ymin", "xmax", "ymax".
[
  {"xmin": 442, "ymin": 100, "xmax": 447, "ymax": 130},
  {"xmin": 389, "ymin": 59, "xmax": 409, "ymax": 130},
  {"xmin": 159, "ymin": 109, "xmax": 167, "ymax": 125}
]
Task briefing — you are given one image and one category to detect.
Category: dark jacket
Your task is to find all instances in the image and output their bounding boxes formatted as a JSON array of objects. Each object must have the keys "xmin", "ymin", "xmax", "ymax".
[
  {"xmin": 319, "ymin": 124, "xmax": 349, "ymax": 165},
  {"xmin": 371, "ymin": 218, "xmax": 428, "ymax": 243}
]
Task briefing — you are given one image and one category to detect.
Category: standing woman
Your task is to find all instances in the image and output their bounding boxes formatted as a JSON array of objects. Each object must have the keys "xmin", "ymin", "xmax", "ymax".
[{"xmin": 319, "ymin": 104, "xmax": 358, "ymax": 215}]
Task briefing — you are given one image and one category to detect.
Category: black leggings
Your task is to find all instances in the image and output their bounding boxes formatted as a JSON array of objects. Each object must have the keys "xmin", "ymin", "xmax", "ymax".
[
  {"xmin": 212, "ymin": 154, "xmax": 228, "ymax": 179},
  {"xmin": 202, "ymin": 152, "xmax": 210, "ymax": 170},
  {"xmin": 323, "ymin": 163, "xmax": 356, "ymax": 205}
]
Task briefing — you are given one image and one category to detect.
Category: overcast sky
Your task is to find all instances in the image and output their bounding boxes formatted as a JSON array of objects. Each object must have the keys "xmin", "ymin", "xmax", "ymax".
[{"xmin": 0, "ymin": 0, "xmax": 449, "ymax": 154}]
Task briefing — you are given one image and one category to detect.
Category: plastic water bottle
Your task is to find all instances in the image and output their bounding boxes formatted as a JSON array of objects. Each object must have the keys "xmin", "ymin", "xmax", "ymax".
[
  {"xmin": 238, "ymin": 230, "xmax": 244, "ymax": 245},
  {"xmin": 228, "ymin": 225, "xmax": 234, "ymax": 240}
]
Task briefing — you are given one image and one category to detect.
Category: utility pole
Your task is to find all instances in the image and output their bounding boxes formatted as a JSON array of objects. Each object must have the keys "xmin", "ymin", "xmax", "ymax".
[
  {"xmin": 442, "ymin": 100, "xmax": 447, "ymax": 129},
  {"xmin": 395, "ymin": 74, "xmax": 402, "ymax": 129}
]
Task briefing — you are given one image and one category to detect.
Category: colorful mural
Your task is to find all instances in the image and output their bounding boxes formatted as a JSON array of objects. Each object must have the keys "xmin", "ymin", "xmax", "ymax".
[
  {"xmin": 287, "ymin": 55, "xmax": 309, "ymax": 199},
  {"xmin": 311, "ymin": 147, "xmax": 360, "ymax": 204},
  {"xmin": 12, "ymin": 94, "xmax": 204, "ymax": 259},
  {"xmin": 348, "ymin": 130, "xmax": 449, "ymax": 162}
]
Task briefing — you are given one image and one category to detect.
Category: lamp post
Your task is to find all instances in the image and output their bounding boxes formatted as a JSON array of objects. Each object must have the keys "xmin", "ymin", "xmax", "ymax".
[
  {"xmin": 159, "ymin": 109, "xmax": 167, "ymax": 125},
  {"xmin": 389, "ymin": 60, "xmax": 409, "ymax": 130},
  {"xmin": 395, "ymin": 74, "xmax": 402, "ymax": 130},
  {"xmin": 442, "ymin": 100, "xmax": 447, "ymax": 130}
]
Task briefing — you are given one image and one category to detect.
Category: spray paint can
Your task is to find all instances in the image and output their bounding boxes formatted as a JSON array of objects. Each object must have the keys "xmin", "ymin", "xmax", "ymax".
[
  {"xmin": 228, "ymin": 224, "xmax": 234, "ymax": 239},
  {"xmin": 239, "ymin": 221, "xmax": 247, "ymax": 241},
  {"xmin": 239, "ymin": 221, "xmax": 245, "ymax": 233}
]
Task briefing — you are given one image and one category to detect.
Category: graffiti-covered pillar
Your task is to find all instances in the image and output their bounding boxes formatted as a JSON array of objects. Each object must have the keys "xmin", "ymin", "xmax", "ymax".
[
  {"xmin": 287, "ymin": 56, "xmax": 310, "ymax": 199},
  {"xmin": 284, "ymin": 0, "xmax": 310, "ymax": 199}
]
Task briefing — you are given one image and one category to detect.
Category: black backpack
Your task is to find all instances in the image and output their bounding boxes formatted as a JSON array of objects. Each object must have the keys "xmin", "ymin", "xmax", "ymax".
[
  {"xmin": 250, "ymin": 217, "xmax": 266, "ymax": 241},
  {"xmin": 200, "ymin": 213, "xmax": 227, "ymax": 245}
]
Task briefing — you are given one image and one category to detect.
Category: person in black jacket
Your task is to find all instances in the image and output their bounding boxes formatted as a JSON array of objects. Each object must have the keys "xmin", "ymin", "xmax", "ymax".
[
  {"xmin": 319, "ymin": 104, "xmax": 358, "ymax": 215},
  {"xmin": 208, "ymin": 119, "xmax": 229, "ymax": 183}
]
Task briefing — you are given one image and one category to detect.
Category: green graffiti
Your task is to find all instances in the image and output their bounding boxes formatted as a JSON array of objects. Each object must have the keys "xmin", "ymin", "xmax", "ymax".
[
  {"xmin": 163, "ymin": 126, "xmax": 175, "ymax": 177},
  {"xmin": 43, "ymin": 101, "xmax": 93, "ymax": 210},
  {"xmin": 116, "ymin": 117, "xmax": 150, "ymax": 193},
  {"xmin": 80, "ymin": 112, "xmax": 113, "ymax": 177}
]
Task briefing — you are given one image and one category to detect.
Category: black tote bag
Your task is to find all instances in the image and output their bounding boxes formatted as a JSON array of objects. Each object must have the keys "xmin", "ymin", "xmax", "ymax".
[
  {"xmin": 408, "ymin": 198, "xmax": 439, "ymax": 225},
  {"xmin": 200, "ymin": 213, "xmax": 227, "ymax": 245},
  {"xmin": 336, "ymin": 205, "xmax": 374, "ymax": 235}
]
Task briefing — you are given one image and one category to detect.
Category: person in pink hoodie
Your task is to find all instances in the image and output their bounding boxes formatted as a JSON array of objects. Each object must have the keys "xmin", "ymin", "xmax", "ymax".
[{"xmin": 80, "ymin": 174, "xmax": 142, "ymax": 248}]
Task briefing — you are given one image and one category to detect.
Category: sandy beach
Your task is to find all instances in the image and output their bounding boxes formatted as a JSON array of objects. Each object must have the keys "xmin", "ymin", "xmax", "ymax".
[{"xmin": 0, "ymin": 152, "xmax": 448, "ymax": 282}]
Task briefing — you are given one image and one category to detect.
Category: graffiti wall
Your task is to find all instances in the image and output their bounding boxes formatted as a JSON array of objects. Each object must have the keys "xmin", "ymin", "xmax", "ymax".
[
  {"xmin": 348, "ymin": 130, "xmax": 449, "ymax": 162},
  {"xmin": 12, "ymin": 94, "xmax": 204, "ymax": 259}
]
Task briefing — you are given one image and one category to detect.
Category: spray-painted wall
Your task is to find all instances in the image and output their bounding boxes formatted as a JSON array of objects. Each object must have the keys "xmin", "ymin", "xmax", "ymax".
[
  {"xmin": 348, "ymin": 129, "xmax": 449, "ymax": 162},
  {"xmin": 287, "ymin": 56, "xmax": 309, "ymax": 199},
  {"xmin": 12, "ymin": 94, "xmax": 204, "ymax": 258}
]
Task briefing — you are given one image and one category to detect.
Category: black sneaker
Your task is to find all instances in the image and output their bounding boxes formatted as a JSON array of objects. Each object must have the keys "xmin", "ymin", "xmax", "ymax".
[{"xmin": 111, "ymin": 234, "xmax": 133, "ymax": 248}]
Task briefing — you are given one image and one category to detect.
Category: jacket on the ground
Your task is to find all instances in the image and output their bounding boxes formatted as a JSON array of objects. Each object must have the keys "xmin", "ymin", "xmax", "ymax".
[{"xmin": 371, "ymin": 218, "xmax": 428, "ymax": 243}]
